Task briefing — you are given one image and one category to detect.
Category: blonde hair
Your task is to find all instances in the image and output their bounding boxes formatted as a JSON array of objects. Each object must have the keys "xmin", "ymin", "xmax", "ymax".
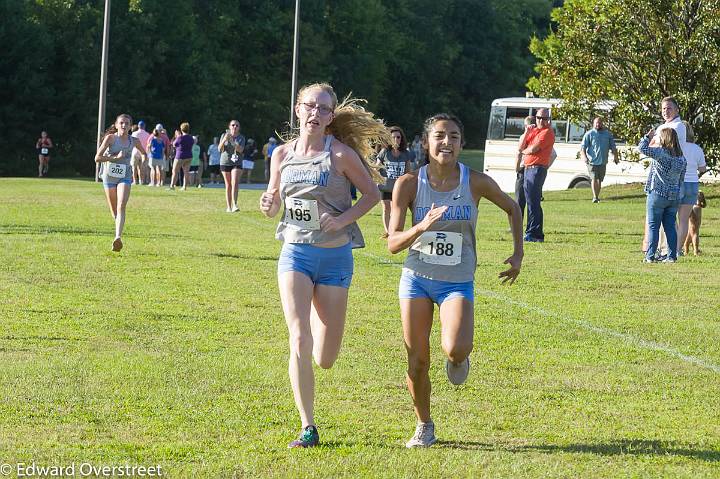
[
  {"xmin": 662, "ymin": 96, "xmax": 679, "ymax": 110},
  {"xmin": 290, "ymin": 82, "xmax": 389, "ymax": 182},
  {"xmin": 682, "ymin": 120, "xmax": 694, "ymax": 142},
  {"xmin": 180, "ymin": 122, "xmax": 190, "ymax": 134},
  {"xmin": 658, "ymin": 128, "xmax": 683, "ymax": 157}
]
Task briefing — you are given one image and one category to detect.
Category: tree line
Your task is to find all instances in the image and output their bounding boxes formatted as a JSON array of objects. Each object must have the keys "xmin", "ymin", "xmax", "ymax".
[
  {"xmin": 0, "ymin": 0, "xmax": 555, "ymax": 176},
  {"xmin": 529, "ymin": 0, "xmax": 720, "ymax": 169}
]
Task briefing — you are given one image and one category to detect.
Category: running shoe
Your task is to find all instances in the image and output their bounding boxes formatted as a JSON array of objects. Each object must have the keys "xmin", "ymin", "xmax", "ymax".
[
  {"xmin": 231, "ymin": 205, "xmax": 240, "ymax": 213},
  {"xmin": 112, "ymin": 237, "xmax": 123, "ymax": 252},
  {"xmin": 446, "ymin": 357, "xmax": 470, "ymax": 385},
  {"xmin": 592, "ymin": 198, "xmax": 600, "ymax": 203},
  {"xmin": 524, "ymin": 234, "xmax": 544, "ymax": 243},
  {"xmin": 406, "ymin": 421, "xmax": 437, "ymax": 448},
  {"xmin": 288, "ymin": 425, "xmax": 319, "ymax": 448},
  {"xmin": 226, "ymin": 207, "xmax": 232, "ymax": 213}
]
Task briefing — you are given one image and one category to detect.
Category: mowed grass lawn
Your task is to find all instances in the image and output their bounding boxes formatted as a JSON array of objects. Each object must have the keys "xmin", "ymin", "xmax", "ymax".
[{"xmin": 1, "ymin": 176, "xmax": 719, "ymax": 478}]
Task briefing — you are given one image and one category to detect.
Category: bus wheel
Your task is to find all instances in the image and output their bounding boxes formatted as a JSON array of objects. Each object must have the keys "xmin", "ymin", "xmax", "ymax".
[{"xmin": 570, "ymin": 178, "xmax": 591, "ymax": 189}]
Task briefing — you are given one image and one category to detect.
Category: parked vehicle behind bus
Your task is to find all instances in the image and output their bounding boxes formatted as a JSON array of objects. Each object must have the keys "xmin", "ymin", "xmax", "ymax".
[{"xmin": 483, "ymin": 97, "xmax": 647, "ymax": 192}]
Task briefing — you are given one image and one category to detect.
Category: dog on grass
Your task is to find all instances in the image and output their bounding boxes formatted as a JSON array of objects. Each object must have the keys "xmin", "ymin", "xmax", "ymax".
[{"xmin": 684, "ymin": 190, "xmax": 707, "ymax": 255}]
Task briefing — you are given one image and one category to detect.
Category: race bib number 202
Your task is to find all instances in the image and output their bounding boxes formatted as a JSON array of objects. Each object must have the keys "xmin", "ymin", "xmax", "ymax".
[
  {"xmin": 107, "ymin": 162, "xmax": 127, "ymax": 179},
  {"xmin": 411, "ymin": 231, "xmax": 463, "ymax": 265},
  {"xmin": 284, "ymin": 197, "xmax": 320, "ymax": 230}
]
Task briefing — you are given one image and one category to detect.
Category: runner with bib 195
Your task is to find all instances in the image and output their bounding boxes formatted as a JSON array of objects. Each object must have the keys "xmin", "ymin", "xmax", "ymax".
[{"xmin": 259, "ymin": 82, "xmax": 387, "ymax": 449}]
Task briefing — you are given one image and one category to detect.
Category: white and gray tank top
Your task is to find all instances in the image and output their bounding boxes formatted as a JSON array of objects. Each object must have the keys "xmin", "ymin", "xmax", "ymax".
[
  {"xmin": 101, "ymin": 134, "xmax": 134, "ymax": 182},
  {"xmin": 403, "ymin": 163, "xmax": 478, "ymax": 282},
  {"xmin": 275, "ymin": 135, "xmax": 365, "ymax": 248}
]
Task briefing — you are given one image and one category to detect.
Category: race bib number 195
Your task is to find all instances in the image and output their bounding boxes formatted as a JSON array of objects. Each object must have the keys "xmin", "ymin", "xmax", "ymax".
[
  {"xmin": 411, "ymin": 231, "xmax": 463, "ymax": 265},
  {"xmin": 284, "ymin": 197, "xmax": 320, "ymax": 230}
]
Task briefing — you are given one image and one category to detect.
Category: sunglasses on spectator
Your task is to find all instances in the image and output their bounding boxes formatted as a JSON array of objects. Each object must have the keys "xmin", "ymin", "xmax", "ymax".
[{"xmin": 535, "ymin": 116, "xmax": 550, "ymax": 120}]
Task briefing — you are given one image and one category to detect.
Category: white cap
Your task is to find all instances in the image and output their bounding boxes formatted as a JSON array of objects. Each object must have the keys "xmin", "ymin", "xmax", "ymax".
[{"xmin": 155, "ymin": 123, "xmax": 163, "ymax": 131}]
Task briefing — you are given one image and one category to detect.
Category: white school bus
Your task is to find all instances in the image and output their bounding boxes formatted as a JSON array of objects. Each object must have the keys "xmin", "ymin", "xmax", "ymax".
[{"xmin": 483, "ymin": 97, "xmax": 648, "ymax": 192}]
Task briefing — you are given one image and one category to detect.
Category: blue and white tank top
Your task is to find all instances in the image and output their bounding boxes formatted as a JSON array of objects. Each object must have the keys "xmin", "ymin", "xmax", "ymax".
[
  {"xmin": 403, "ymin": 163, "xmax": 478, "ymax": 282},
  {"xmin": 275, "ymin": 135, "xmax": 365, "ymax": 248},
  {"xmin": 101, "ymin": 134, "xmax": 134, "ymax": 183}
]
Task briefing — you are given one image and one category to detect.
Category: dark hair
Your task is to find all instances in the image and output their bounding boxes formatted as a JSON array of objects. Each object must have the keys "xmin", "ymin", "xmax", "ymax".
[
  {"xmin": 422, "ymin": 113, "xmax": 466, "ymax": 147},
  {"xmin": 389, "ymin": 126, "xmax": 408, "ymax": 152}
]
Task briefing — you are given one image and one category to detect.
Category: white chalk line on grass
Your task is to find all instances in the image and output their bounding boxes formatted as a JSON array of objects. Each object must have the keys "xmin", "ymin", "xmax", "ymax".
[
  {"xmin": 229, "ymin": 216, "xmax": 720, "ymax": 375},
  {"xmin": 359, "ymin": 251, "xmax": 720, "ymax": 374}
]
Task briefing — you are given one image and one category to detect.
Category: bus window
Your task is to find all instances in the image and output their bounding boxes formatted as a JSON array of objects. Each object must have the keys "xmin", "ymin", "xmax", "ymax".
[
  {"xmin": 551, "ymin": 119, "xmax": 568, "ymax": 142},
  {"xmin": 568, "ymin": 122, "xmax": 587, "ymax": 143},
  {"xmin": 505, "ymin": 108, "xmax": 530, "ymax": 138},
  {"xmin": 487, "ymin": 105, "xmax": 506, "ymax": 140}
]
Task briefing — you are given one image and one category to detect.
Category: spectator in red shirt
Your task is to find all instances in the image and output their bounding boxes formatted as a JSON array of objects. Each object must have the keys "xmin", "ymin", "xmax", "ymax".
[{"xmin": 519, "ymin": 107, "xmax": 555, "ymax": 242}]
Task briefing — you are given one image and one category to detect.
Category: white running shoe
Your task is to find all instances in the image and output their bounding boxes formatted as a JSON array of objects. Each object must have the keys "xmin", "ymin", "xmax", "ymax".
[
  {"xmin": 406, "ymin": 421, "xmax": 437, "ymax": 448},
  {"xmin": 231, "ymin": 205, "xmax": 240, "ymax": 212},
  {"xmin": 445, "ymin": 357, "xmax": 470, "ymax": 385},
  {"xmin": 226, "ymin": 207, "xmax": 232, "ymax": 213}
]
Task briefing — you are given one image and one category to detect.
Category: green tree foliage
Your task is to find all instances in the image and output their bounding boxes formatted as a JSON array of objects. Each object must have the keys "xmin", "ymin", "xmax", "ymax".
[
  {"xmin": 529, "ymin": 0, "xmax": 720, "ymax": 167},
  {"xmin": 2, "ymin": 0, "xmax": 553, "ymax": 176}
]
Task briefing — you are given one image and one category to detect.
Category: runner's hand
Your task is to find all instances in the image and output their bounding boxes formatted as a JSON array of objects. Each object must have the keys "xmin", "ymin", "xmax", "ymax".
[
  {"xmin": 418, "ymin": 203, "xmax": 448, "ymax": 233},
  {"xmin": 320, "ymin": 212, "xmax": 345, "ymax": 232},
  {"xmin": 499, "ymin": 254, "xmax": 522, "ymax": 285},
  {"xmin": 260, "ymin": 188, "xmax": 277, "ymax": 213}
]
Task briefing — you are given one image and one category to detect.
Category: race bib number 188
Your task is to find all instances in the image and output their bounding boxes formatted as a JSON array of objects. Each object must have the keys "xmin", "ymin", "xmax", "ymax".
[
  {"xmin": 411, "ymin": 231, "xmax": 463, "ymax": 265},
  {"xmin": 284, "ymin": 197, "xmax": 320, "ymax": 230}
]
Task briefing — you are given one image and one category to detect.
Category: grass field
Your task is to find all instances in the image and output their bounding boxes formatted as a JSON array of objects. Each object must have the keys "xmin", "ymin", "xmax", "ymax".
[{"xmin": 1, "ymin": 176, "xmax": 719, "ymax": 478}]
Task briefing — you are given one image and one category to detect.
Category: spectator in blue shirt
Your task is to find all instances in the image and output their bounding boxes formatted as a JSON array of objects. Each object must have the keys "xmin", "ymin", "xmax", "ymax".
[
  {"xmin": 638, "ymin": 127, "xmax": 686, "ymax": 263},
  {"xmin": 580, "ymin": 117, "xmax": 618, "ymax": 203}
]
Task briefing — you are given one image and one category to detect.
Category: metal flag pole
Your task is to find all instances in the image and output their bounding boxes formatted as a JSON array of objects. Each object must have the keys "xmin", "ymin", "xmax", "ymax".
[
  {"xmin": 289, "ymin": 0, "xmax": 300, "ymax": 129},
  {"xmin": 96, "ymin": 0, "xmax": 111, "ymax": 181}
]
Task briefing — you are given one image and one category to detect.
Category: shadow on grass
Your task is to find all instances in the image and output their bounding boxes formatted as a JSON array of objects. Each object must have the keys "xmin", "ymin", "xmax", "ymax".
[
  {"xmin": 601, "ymin": 193, "xmax": 648, "ymax": 201},
  {"xmin": 0, "ymin": 224, "xmax": 184, "ymax": 239},
  {"xmin": 438, "ymin": 439, "xmax": 720, "ymax": 462},
  {"xmin": 210, "ymin": 252, "xmax": 278, "ymax": 261},
  {"xmin": 543, "ymin": 193, "xmax": 647, "ymax": 202},
  {"xmin": 0, "ymin": 335, "xmax": 82, "ymax": 342}
]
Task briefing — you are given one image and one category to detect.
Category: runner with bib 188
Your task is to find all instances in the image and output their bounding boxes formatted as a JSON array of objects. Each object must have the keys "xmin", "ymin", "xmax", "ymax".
[
  {"xmin": 387, "ymin": 113, "xmax": 523, "ymax": 448},
  {"xmin": 259, "ymin": 82, "xmax": 387, "ymax": 448}
]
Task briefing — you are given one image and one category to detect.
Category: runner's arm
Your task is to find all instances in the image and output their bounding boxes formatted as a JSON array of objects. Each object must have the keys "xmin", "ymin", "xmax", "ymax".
[
  {"xmin": 323, "ymin": 143, "xmax": 381, "ymax": 231},
  {"xmin": 471, "ymin": 172, "xmax": 523, "ymax": 283},
  {"xmin": 94, "ymin": 136, "xmax": 115, "ymax": 163},
  {"xmin": 259, "ymin": 144, "xmax": 286, "ymax": 218},
  {"xmin": 387, "ymin": 174, "xmax": 448, "ymax": 254}
]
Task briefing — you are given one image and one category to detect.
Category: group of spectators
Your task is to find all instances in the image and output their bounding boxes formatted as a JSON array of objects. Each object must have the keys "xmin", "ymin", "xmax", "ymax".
[
  {"xmin": 513, "ymin": 96, "xmax": 707, "ymax": 262},
  {"xmin": 90, "ymin": 120, "xmax": 279, "ymax": 191}
]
